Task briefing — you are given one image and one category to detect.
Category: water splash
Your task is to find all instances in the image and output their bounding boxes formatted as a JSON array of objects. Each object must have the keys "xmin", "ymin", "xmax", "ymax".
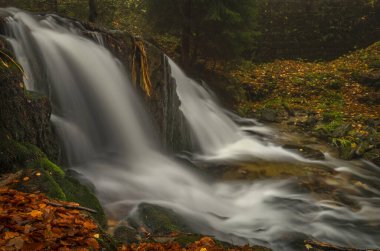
[{"xmin": 2, "ymin": 9, "xmax": 380, "ymax": 250}]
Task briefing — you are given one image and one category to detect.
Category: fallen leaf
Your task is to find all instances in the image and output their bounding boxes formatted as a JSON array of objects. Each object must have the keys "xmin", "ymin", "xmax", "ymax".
[
  {"xmin": 29, "ymin": 210, "xmax": 43, "ymax": 218},
  {"xmin": 305, "ymin": 243, "xmax": 313, "ymax": 250},
  {"xmin": 85, "ymin": 238, "xmax": 99, "ymax": 249},
  {"xmin": 7, "ymin": 236, "xmax": 24, "ymax": 250},
  {"xmin": 83, "ymin": 221, "xmax": 97, "ymax": 230},
  {"xmin": 4, "ymin": 231, "xmax": 19, "ymax": 240}
]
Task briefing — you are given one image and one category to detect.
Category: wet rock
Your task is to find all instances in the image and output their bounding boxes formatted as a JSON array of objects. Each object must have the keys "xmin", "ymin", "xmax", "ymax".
[
  {"xmin": 128, "ymin": 203, "xmax": 192, "ymax": 236},
  {"xmin": 296, "ymin": 115, "xmax": 318, "ymax": 128},
  {"xmin": 332, "ymin": 138, "xmax": 356, "ymax": 160},
  {"xmin": 0, "ymin": 40, "xmax": 61, "ymax": 163},
  {"xmin": 282, "ymin": 103, "xmax": 295, "ymax": 116},
  {"xmin": 92, "ymin": 31, "xmax": 192, "ymax": 153},
  {"xmin": 113, "ymin": 225, "xmax": 138, "ymax": 245},
  {"xmin": 283, "ymin": 144, "xmax": 325, "ymax": 160},
  {"xmin": 259, "ymin": 108, "xmax": 279, "ymax": 122},
  {"xmin": 363, "ymin": 148, "xmax": 380, "ymax": 166}
]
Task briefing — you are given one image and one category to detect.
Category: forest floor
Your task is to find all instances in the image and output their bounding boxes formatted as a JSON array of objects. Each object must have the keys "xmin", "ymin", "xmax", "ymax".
[{"xmin": 187, "ymin": 41, "xmax": 380, "ymax": 165}]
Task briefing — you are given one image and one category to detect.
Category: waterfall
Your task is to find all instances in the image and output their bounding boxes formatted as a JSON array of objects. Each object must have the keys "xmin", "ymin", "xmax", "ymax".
[
  {"xmin": 169, "ymin": 58, "xmax": 308, "ymax": 162},
  {"xmin": 2, "ymin": 9, "xmax": 380, "ymax": 250}
]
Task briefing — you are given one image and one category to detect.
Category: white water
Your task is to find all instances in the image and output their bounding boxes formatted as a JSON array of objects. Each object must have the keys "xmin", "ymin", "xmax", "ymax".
[
  {"xmin": 169, "ymin": 58, "xmax": 309, "ymax": 163},
  {"xmin": 2, "ymin": 9, "xmax": 380, "ymax": 250}
]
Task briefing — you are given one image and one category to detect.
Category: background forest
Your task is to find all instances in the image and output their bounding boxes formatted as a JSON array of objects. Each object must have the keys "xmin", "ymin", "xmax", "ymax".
[{"xmin": 1, "ymin": 0, "xmax": 380, "ymax": 64}]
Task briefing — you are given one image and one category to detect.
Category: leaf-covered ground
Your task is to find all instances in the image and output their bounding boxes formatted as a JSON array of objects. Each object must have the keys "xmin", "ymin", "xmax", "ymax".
[
  {"xmin": 232, "ymin": 44, "xmax": 379, "ymax": 118},
  {"xmin": 0, "ymin": 188, "xmax": 100, "ymax": 251},
  {"xmin": 224, "ymin": 42, "xmax": 380, "ymax": 161}
]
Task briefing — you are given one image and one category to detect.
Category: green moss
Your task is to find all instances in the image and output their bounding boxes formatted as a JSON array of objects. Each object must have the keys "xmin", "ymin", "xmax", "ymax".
[
  {"xmin": 25, "ymin": 90, "xmax": 45, "ymax": 101},
  {"xmin": 31, "ymin": 157, "xmax": 65, "ymax": 176},
  {"xmin": 39, "ymin": 169, "xmax": 67, "ymax": 200},
  {"xmin": 0, "ymin": 137, "xmax": 45, "ymax": 172},
  {"xmin": 315, "ymin": 114, "xmax": 344, "ymax": 136},
  {"xmin": 113, "ymin": 225, "xmax": 138, "ymax": 245},
  {"xmin": 132, "ymin": 203, "xmax": 191, "ymax": 235},
  {"xmin": 174, "ymin": 234, "xmax": 203, "ymax": 247},
  {"xmin": 332, "ymin": 138, "xmax": 356, "ymax": 160},
  {"xmin": 13, "ymin": 168, "xmax": 67, "ymax": 201},
  {"xmin": 322, "ymin": 111, "xmax": 343, "ymax": 123},
  {"xmin": 54, "ymin": 174, "xmax": 107, "ymax": 227}
]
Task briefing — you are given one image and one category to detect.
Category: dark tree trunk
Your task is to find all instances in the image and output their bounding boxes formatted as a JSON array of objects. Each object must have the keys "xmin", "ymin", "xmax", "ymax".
[
  {"xmin": 181, "ymin": 0, "xmax": 192, "ymax": 67},
  {"xmin": 88, "ymin": 0, "xmax": 97, "ymax": 23}
]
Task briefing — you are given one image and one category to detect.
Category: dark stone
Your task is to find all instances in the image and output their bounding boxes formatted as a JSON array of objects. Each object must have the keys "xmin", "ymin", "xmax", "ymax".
[
  {"xmin": 283, "ymin": 144, "xmax": 325, "ymax": 160},
  {"xmin": 297, "ymin": 115, "xmax": 318, "ymax": 128},
  {"xmin": 353, "ymin": 69, "xmax": 380, "ymax": 89},
  {"xmin": 84, "ymin": 29, "xmax": 193, "ymax": 153},
  {"xmin": 113, "ymin": 225, "xmax": 138, "ymax": 245},
  {"xmin": 363, "ymin": 149, "xmax": 380, "ymax": 166},
  {"xmin": 283, "ymin": 103, "xmax": 295, "ymax": 116},
  {"xmin": 128, "ymin": 203, "xmax": 192, "ymax": 236},
  {"xmin": 0, "ymin": 38, "xmax": 61, "ymax": 164},
  {"xmin": 259, "ymin": 108, "xmax": 279, "ymax": 122}
]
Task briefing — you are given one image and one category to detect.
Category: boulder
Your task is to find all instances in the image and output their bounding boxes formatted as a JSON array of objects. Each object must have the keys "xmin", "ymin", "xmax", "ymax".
[{"xmin": 283, "ymin": 144, "xmax": 325, "ymax": 160}]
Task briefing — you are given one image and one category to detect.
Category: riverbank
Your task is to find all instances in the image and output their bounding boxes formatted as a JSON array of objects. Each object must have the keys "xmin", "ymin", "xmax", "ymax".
[{"xmin": 185, "ymin": 41, "xmax": 380, "ymax": 166}]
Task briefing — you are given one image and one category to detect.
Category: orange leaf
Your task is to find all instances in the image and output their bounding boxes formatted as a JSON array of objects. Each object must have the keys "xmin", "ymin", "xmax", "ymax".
[
  {"xmin": 22, "ymin": 242, "xmax": 44, "ymax": 251},
  {"xmin": 83, "ymin": 221, "xmax": 97, "ymax": 230},
  {"xmin": 85, "ymin": 238, "xmax": 99, "ymax": 249},
  {"xmin": 4, "ymin": 231, "xmax": 19, "ymax": 240},
  {"xmin": 29, "ymin": 210, "xmax": 43, "ymax": 218}
]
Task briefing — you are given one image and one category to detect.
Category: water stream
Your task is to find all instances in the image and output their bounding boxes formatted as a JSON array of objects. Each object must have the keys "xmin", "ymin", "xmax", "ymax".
[{"xmin": 2, "ymin": 9, "xmax": 380, "ymax": 250}]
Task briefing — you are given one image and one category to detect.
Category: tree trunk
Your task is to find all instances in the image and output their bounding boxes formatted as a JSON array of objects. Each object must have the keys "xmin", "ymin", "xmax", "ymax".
[
  {"xmin": 181, "ymin": 0, "xmax": 192, "ymax": 67},
  {"xmin": 88, "ymin": 0, "xmax": 97, "ymax": 23}
]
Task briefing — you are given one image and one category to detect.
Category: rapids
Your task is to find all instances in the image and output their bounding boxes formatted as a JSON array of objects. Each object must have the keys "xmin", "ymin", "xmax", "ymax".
[{"xmin": 1, "ymin": 8, "xmax": 380, "ymax": 250}]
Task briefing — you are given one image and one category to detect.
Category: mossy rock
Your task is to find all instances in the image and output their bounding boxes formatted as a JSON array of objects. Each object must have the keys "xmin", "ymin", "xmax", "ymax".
[
  {"xmin": 113, "ymin": 225, "xmax": 138, "ymax": 245},
  {"xmin": 332, "ymin": 138, "xmax": 356, "ymax": 160},
  {"xmin": 283, "ymin": 144, "xmax": 325, "ymax": 160},
  {"xmin": 363, "ymin": 148, "xmax": 380, "ymax": 166},
  {"xmin": 2, "ymin": 138, "xmax": 107, "ymax": 227},
  {"xmin": 129, "ymin": 203, "xmax": 192, "ymax": 236},
  {"xmin": 0, "ymin": 136, "xmax": 45, "ymax": 173},
  {"xmin": 54, "ymin": 173, "xmax": 107, "ymax": 227}
]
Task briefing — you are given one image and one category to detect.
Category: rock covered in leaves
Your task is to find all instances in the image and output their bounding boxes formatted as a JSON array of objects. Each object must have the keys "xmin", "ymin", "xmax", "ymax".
[{"xmin": 0, "ymin": 188, "xmax": 101, "ymax": 250}]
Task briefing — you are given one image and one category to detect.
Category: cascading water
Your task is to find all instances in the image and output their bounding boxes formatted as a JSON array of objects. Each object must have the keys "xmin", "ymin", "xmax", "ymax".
[
  {"xmin": 169, "ymin": 58, "xmax": 309, "ymax": 162},
  {"xmin": 2, "ymin": 8, "xmax": 380, "ymax": 250}
]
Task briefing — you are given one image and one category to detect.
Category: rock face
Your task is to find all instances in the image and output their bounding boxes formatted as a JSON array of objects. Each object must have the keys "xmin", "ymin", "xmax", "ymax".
[
  {"xmin": 0, "ymin": 39, "xmax": 61, "ymax": 163},
  {"xmin": 0, "ymin": 38, "xmax": 106, "ymax": 227},
  {"xmin": 84, "ymin": 27, "xmax": 192, "ymax": 153}
]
